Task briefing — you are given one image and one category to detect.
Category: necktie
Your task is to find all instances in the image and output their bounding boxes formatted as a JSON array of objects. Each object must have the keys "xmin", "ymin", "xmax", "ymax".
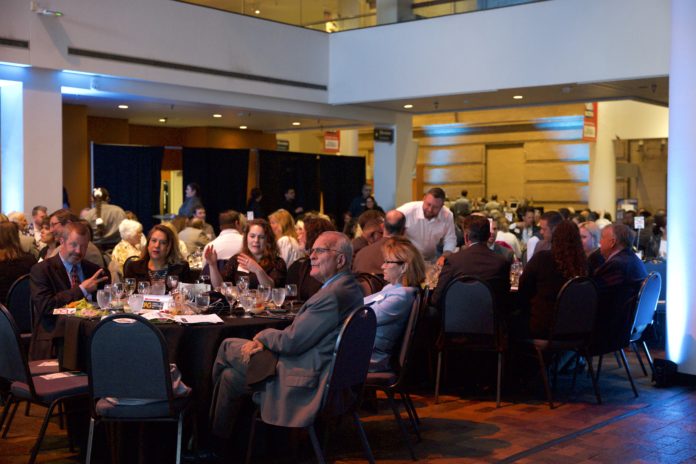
[{"xmin": 70, "ymin": 265, "xmax": 79, "ymax": 288}]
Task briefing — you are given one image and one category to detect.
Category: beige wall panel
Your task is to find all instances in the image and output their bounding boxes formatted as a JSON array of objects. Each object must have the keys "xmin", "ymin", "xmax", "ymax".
[
  {"xmin": 419, "ymin": 145, "xmax": 484, "ymax": 165},
  {"xmin": 424, "ymin": 165, "xmax": 484, "ymax": 184},
  {"xmin": 538, "ymin": 202, "xmax": 588, "ymax": 211},
  {"xmin": 525, "ymin": 141, "xmax": 590, "ymax": 162},
  {"xmin": 525, "ymin": 162, "xmax": 589, "ymax": 182},
  {"xmin": 487, "ymin": 146, "xmax": 525, "ymax": 201},
  {"xmin": 413, "ymin": 113, "xmax": 457, "ymax": 127},
  {"xmin": 526, "ymin": 183, "xmax": 588, "ymax": 203},
  {"xmin": 453, "ymin": 104, "xmax": 585, "ymax": 125},
  {"xmin": 418, "ymin": 128, "xmax": 581, "ymax": 146},
  {"xmin": 424, "ymin": 184, "xmax": 485, "ymax": 201}
]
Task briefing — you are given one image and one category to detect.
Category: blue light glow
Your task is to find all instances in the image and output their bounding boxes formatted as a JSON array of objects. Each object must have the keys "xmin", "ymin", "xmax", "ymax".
[
  {"xmin": 60, "ymin": 86, "xmax": 104, "ymax": 96},
  {"xmin": 0, "ymin": 62, "xmax": 30, "ymax": 68},
  {"xmin": 61, "ymin": 69, "xmax": 98, "ymax": 77},
  {"xmin": 1, "ymin": 81, "xmax": 25, "ymax": 213}
]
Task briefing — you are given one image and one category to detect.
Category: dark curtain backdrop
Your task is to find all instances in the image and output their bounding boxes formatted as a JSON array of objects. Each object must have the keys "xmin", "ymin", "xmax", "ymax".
[
  {"xmin": 92, "ymin": 144, "xmax": 164, "ymax": 233},
  {"xmin": 258, "ymin": 150, "xmax": 321, "ymax": 216},
  {"xmin": 319, "ymin": 155, "xmax": 366, "ymax": 222},
  {"xmin": 182, "ymin": 148, "xmax": 250, "ymax": 232}
]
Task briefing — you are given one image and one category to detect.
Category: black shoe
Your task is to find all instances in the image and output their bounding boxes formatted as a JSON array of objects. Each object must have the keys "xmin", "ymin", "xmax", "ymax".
[{"xmin": 182, "ymin": 449, "xmax": 221, "ymax": 464}]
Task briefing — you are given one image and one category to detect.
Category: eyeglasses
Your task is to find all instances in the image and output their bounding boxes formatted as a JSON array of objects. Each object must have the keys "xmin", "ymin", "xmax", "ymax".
[
  {"xmin": 384, "ymin": 260, "xmax": 405, "ymax": 265},
  {"xmin": 310, "ymin": 247, "xmax": 341, "ymax": 256}
]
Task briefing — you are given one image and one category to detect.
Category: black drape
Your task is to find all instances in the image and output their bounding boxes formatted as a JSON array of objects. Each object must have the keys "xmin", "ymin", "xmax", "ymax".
[
  {"xmin": 319, "ymin": 155, "xmax": 366, "ymax": 222},
  {"xmin": 92, "ymin": 144, "xmax": 163, "ymax": 233},
  {"xmin": 258, "ymin": 150, "xmax": 321, "ymax": 216},
  {"xmin": 182, "ymin": 148, "xmax": 250, "ymax": 232}
]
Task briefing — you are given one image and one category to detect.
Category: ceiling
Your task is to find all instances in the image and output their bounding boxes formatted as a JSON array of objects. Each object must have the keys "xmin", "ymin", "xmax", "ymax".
[{"xmin": 62, "ymin": 76, "xmax": 668, "ymax": 133}]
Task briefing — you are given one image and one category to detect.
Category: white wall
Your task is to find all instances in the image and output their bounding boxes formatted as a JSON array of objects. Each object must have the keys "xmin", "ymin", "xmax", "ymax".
[{"xmin": 329, "ymin": 0, "xmax": 670, "ymax": 104}]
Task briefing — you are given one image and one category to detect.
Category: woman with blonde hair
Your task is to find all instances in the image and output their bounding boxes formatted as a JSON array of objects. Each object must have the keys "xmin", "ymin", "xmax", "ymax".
[
  {"xmin": 579, "ymin": 221, "xmax": 605, "ymax": 274},
  {"xmin": 365, "ymin": 236, "xmax": 426, "ymax": 372},
  {"xmin": 269, "ymin": 209, "xmax": 303, "ymax": 268}
]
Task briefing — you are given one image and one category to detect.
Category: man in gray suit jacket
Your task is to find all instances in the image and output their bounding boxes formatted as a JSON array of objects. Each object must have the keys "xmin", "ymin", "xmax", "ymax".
[{"xmin": 210, "ymin": 231, "xmax": 363, "ymax": 438}]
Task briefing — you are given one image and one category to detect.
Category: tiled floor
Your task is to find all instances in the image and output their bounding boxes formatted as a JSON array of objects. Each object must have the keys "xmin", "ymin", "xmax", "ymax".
[{"xmin": 2, "ymin": 349, "xmax": 695, "ymax": 463}]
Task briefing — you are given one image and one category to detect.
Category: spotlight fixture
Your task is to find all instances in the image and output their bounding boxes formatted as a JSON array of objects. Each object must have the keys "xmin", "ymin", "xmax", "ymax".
[
  {"xmin": 213, "ymin": 114, "xmax": 222, "ymax": 118},
  {"xmin": 292, "ymin": 121, "xmax": 301, "ymax": 126},
  {"xmin": 254, "ymin": 9, "xmax": 261, "ymax": 14},
  {"xmin": 403, "ymin": 104, "xmax": 413, "ymax": 109},
  {"xmin": 159, "ymin": 118, "xmax": 167, "ymax": 123},
  {"xmin": 513, "ymin": 95, "xmax": 524, "ymax": 100},
  {"xmin": 239, "ymin": 125, "xmax": 248, "ymax": 130},
  {"xmin": 118, "ymin": 104, "xmax": 129, "ymax": 109}
]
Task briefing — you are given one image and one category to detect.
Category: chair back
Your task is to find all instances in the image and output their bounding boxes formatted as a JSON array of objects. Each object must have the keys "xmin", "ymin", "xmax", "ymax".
[
  {"xmin": 549, "ymin": 277, "xmax": 598, "ymax": 341},
  {"xmin": 355, "ymin": 273, "xmax": 386, "ymax": 297},
  {"xmin": 441, "ymin": 276, "xmax": 495, "ymax": 335},
  {"xmin": 589, "ymin": 278, "xmax": 643, "ymax": 355},
  {"xmin": 123, "ymin": 256, "xmax": 140, "ymax": 277},
  {"xmin": 6, "ymin": 274, "xmax": 32, "ymax": 334},
  {"xmin": 202, "ymin": 259, "xmax": 229, "ymax": 278},
  {"xmin": 630, "ymin": 272, "xmax": 662, "ymax": 343},
  {"xmin": 0, "ymin": 304, "xmax": 32, "ymax": 387},
  {"xmin": 321, "ymin": 306, "xmax": 376, "ymax": 417},
  {"xmin": 644, "ymin": 260, "xmax": 666, "ymax": 302},
  {"xmin": 89, "ymin": 314, "xmax": 173, "ymax": 407}
]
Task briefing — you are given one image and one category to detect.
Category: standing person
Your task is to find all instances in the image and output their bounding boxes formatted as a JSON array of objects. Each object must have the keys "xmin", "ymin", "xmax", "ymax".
[
  {"xmin": 247, "ymin": 187, "xmax": 266, "ymax": 219},
  {"xmin": 83, "ymin": 187, "xmax": 127, "ymax": 248},
  {"xmin": 517, "ymin": 220, "xmax": 588, "ymax": 338},
  {"xmin": 450, "ymin": 190, "xmax": 472, "ymax": 219},
  {"xmin": 349, "ymin": 184, "xmax": 372, "ymax": 218},
  {"xmin": 364, "ymin": 196, "xmax": 385, "ymax": 214},
  {"xmin": 204, "ymin": 219, "xmax": 286, "ymax": 289},
  {"xmin": 397, "ymin": 187, "xmax": 457, "ymax": 265},
  {"xmin": 123, "ymin": 224, "xmax": 193, "ymax": 284},
  {"xmin": 30, "ymin": 222, "xmax": 110, "ymax": 359},
  {"xmin": 179, "ymin": 182, "xmax": 204, "ymax": 218},
  {"xmin": 281, "ymin": 187, "xmax": 304, "ymax": 217},
  {"xmin": 269, "ymin": 209, "xmax": 303, "ymax": 268},
  {"xmin": 0, "ymin": 222, "xmax": 37, "ymax": 305}
]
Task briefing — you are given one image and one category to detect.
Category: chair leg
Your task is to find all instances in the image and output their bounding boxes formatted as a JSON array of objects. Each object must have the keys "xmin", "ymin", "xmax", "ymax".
[
  {"xmin": 86, "ymin": 418, "xmax": 96, "ymax": 464},
  {"xmin": 351, "ymin": 411, "xmax": 376, "ymax": 464},
  {"xmin": 571, "ymin": 353, "xmax": 580, "ymax": 391},
  {"xmin": 641, "ymin": 341, "xmax": 655, "ymax": 377},
  {"xmin": 403, "ymin": 393, "xmax": 420, "ymax": 426},
  {"xmin": 1, "ymin": 400, "xmax": 20, "ymax": 438},
  {"xmin": 399, "ymin": 392, "xmax": 420, "ymax": 439},
  {"xmin": 434, "ymin": 351, "xmax": 443, "ymax": 404},
  {"xmin": 57, "ymin": 401, "xmax": 65, "ymax": 430},
  {"xmin": 597, "ymin": 354, "xmax": 604, "ymax": 379},
  {"xmin": 631, "ymin": 342, "xmax": 648, "ymax": 376},
  {"xmin": 535, "ymin": 349, "xmax": 554, "ymax": 409},
  {"xmin": 619, "ymin": 349, "xmax": 639, "ymax": 398},
  {"xmin": 585, "ymin": 352, "xmax": 602, "ymax": 405},
  {"xmin": 245, "ymin": 409, "xmax": 260, "ymax": 464},
  {"xmin": 496, "ymin": 351, "xmax": 502, "ymax": 408},
  {"xmin": 29, "ymin": 400, "xmax": 59, "ymax": 464},
  {"xmin": 176, "ymin": 412, "xmax": 184, "ymax": 464},
  {"xmin": 613, "ymin": 351, "xmax": 622, "ymax": 368},
  {"xmin": 307, "ymin": 424, "xmax": 326, "ymax": 464},
  {"xmin": 24, "ymin": 402, "xmax": 30, "ymax": 417},
  {"xmin": 387, "ymin": 392, "xmax": 416, "ymax": 460},
  {"xmin": 0, "ymin": 395, "xmax": 14, "ymax": 434}
]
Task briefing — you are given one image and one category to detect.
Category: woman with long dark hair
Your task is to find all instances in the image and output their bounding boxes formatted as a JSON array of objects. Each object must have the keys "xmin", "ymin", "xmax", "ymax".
[
  {"xmin": 0, "ymin": 221, "xmax": 37, "ymax": 304},
  {"xmin": 518, "ymin": 220, "xmax": 588, "ymax": 337},
  {"xmin": 124, "ymin": 224, "xmax": 193, "ymax": 284}
]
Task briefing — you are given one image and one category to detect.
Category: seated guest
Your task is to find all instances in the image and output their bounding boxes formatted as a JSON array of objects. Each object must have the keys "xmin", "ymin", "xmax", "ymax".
[
  {"xmin": 30, "ymin": 222, "xmax": 109, "ymax": 359},
  {"xmin": 353, "ymin": 210, "xmax": 406, "ymax": 276},
  {"xmin": 295, "ymin": 217, "xmax": 307, "ymax": 249},
  {"xmin": 269, "ymin": 209, "xmax": 303, "ymax": 268},
  {"xmin": 5, "ymin": 212, "xmax": 38, "ymax": 258},
  {"xmin": 28, "ymin": 205, "xmax": 48, "ymax": 248},
  {"xmin": 205, "ymin": 219, "xmax": 286, "ymax": 289},
  {"xmin": 511, "ymin": 206, "xmax": 540, "ymax": 246},
  {"xmin": 579, "ymin": 221, "xmax": 605, "ymax": 274},
  {"xmin": 124, "ymin": 224, "xmax": 193, "ymax": 284},
  {"xmin": 286, "ymin": 215, "xmax": 335, "ymax": 301},
  {"xmin": 203, "ymin": 210, "xmax": 244, "ymax": 260},
  {"xmin": 495, "ymin": 216, "xmax": 522, "ymax": 260},
  {"xmin": 83, "ymin": 187, "xmax": 127, "ymax": 248},
  {"xmin": 178, "ymin": 218, "xmax": 210, "ymax": 255},
  {"xmin": 431, "ymin": 215, "xmax": 511, "ymax": 308},
  {"xmin": 162, "ymin": 219, "xmax": 190, "ymax": 258},
  {"xmin": 351, "ymin": 210, "xmax": 385, "ymax": 257},
  {"xmin": 593, "ymin": 223, "xmax": 647, "ymax": 290},
  {"xmin": 517, "ymin": 221, "xmax": 588, "ymax": 338},
  {"xmin": 193, "ymin": 206, "xmax": 216, "ymax": 241},
  {"xmin": 0, "ymin": 222, "xmax": 37, "ymax": 305},
  {"xmin": 110, "ymin": 219, "xmax": 144, "ymax": 279},
  {"xmin": 487, "ymin": 217, "xmax": 514, "ymax": 263},
  {"xmin": 37, "ymin": 218, "xmax": 58, "ymax": 261},
  {"xmin": 45, "ymin": 209, "xmax": 106, "ymax": 267},
  {"xmin": 365, "ymin": 236, "xmax": 425, "ymax": 372},
  {"xmin": 209, "ymin": 232, "xmax": 362, "ymax": 440},
  {"xmin": 364, "ymin": 195, "xmax": 385, "ymax": 214}
]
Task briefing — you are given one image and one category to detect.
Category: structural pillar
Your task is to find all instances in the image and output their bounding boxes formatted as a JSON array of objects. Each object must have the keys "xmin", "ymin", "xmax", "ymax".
[
  {"xmin": 376, "ymin": 0, "xmax": 413, "ymax": 25},
  {"xmin": 589, "ymin": 102, "xmax": 617, "ymax": 219},
  {"xmin": 373, "ymin": 113, "xmax": 415, "ymax": 210},
  {"xmin": 667, "ymin": 0, "xmax": 696, "ymax": 374}
]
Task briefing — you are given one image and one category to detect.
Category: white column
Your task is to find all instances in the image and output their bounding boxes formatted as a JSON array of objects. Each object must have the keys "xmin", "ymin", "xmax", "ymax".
[
  {"xmin": 590, "ymin": 103, "xmax": 617, "ymax": 219},
  {"xmin": 373, "ymin": 113, "xmax": 415, "ymax": 210},
  {"xmin": 667, "ymin": 0, "xmax": 696, "ymax": 374},
  {"xmin": 339, "ymin": 129, "xmax": 359, "ymax": 156}
]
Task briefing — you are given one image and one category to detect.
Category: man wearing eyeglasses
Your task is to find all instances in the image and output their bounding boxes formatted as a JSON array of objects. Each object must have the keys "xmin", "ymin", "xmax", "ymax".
[{"xmin": 209, "ymin": 231, "xmax": 363, "ymax": 452}]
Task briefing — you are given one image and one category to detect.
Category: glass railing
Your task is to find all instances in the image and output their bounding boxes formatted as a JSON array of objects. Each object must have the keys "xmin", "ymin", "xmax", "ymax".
[{"xmin": 178, "ymin": 0, "xmax": 546, "ymax": 32}]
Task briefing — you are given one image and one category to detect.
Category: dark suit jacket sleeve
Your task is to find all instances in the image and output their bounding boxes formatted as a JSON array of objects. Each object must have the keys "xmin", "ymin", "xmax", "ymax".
[
  {"xmin": 30, "ymin": 261, "xmax": 84, "ymax": 322},
  {"xmin": 431, "ymin": 257, "xmax": 454, "ymax": 308}
]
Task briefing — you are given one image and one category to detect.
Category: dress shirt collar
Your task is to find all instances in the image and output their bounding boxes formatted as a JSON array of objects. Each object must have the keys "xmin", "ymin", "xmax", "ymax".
[
  {"xmin": 58, "ymin": 254, "xmax": 83, "ymax": 281},
  {"xmin": 321, "ymin": 270, "xmax": 348, "ymax": 289}
]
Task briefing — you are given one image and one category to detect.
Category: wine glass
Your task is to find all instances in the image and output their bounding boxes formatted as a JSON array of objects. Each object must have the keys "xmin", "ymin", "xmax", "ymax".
[
  {"xmin": 112, "ymin": 282, "xmax": 125, "ymax": 303},
  {"xmin": 222, "ymin": 286, "xmax": 237, "ymax": 313},
  {"xmin": 124, "ymin": 278, "xmax": 136, "ymax": 296},
  {"xmin": 272, "ymin": 287, "xmax": 286, "ymax": 308},
  {"xmin": 166, "ymin": 275, "xmax": 179, "ymax": 294},
  {"xmin": 257, "ymin": 284, "xmax": 271, "ymax": 306},
  {"xmin": 239, "ymin": 291, "xmax": 256, "ymax": 318},
  {"xmin": 236, "ymin": 275, "xmax": 249, "ymax": 293},
  {"xmin": 138, "ymin": 281, "xmax": 151, "ymax": 295},
  {"xmin": 285, "ymin": 284, "xmax": 298, "ymax": 311},
  {"xmin": 96, "ymin": 289, "xmax": 111, "ymax": 310}
]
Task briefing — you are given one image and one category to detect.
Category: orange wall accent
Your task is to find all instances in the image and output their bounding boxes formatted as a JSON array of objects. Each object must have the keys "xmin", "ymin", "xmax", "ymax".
[
  {"xmin": 63, "ymin": 104, "xmax": 91, "ymax": 214},
  {"xmin": 129, "ymin": 125, "xmax": 185, "ymax": 147},
  {"xmin": 87, "ymin": 116, "xmax": 129, "ymax": 144}
]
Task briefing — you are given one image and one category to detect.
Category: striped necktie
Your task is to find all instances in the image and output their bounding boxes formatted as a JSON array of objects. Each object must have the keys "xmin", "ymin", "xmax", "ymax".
[{"xmin": 70, "ymin": 265, "xmax": 79, "ymax": 288}]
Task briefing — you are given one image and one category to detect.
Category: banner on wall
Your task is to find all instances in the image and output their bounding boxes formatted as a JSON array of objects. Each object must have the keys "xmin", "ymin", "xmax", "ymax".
[
  {"xmin": 582, "ymin": 102, "xmax": 598, "ymax": 141},
  {"xmin": 324, "ymin": 130, "xmax": 340, "ymax": 153}
]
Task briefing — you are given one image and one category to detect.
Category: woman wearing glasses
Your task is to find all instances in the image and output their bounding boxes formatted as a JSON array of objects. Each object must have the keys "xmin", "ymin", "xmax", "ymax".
[{"xmin": 364, "ymin": 236, "xmax": 425, "ymax": 372}]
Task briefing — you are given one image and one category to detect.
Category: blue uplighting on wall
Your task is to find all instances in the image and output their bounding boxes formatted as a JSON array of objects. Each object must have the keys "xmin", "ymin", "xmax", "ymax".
[{"xmin": 0, "ymin": 80, "xmax": 24, "ymax": 213}]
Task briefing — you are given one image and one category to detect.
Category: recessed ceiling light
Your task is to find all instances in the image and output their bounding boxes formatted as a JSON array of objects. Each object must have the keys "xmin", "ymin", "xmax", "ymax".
[
  {"xmin": 239, "ymin": 125, "xmax": 248, "ymax": 130},
  {"xmin": 158, "ymin": 118, "xmax": 167, "ymax": 123},
  {"xmin": 403, "ymin": 104, "xmax": 413, "ymax": 109},
  {"xmin": 118, "ymin": 104, "xmax": 128, "ymax": 109},
  {"xmin": 254, "ymin": 9, "xmax": 261, "ymax": 14},
  {"xmin": 292, "ymin": 121, "xmax": 301, "ymax": 126},
  {"xmin": 513, "ymin": 95, "xmax": 524, "ymax": 100},
  {"xmin": 213, "ymin": 113, "xmax": 222, "ymax": 118}
]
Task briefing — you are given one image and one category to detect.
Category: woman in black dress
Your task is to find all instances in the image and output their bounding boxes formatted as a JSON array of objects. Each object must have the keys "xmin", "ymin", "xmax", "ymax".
[
  {"xmin": 124, "ymin": 224, "xmax": 193, "ymax": 284},
  {"xmin": 0, "ymin": 221, "xmax": 37, "ymax": 305}
]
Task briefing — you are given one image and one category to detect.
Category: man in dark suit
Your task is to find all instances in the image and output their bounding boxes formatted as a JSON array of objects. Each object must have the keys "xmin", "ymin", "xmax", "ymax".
[
  {"xmin": 432, "ymin": 215, "xmax": 511, "ymax": 308},
  {"xmin": 210, "ymin": 231, "xmax": 363, "ymax": 439},
  {"xmin": 352, "ymin": 209, "xmax": 406, "ymax": 275},
  {"xmin": 594, "ymin": 223, "xmax": 648, "ymax": 289},
  {"xmin": 30, "ymin": 221, "xmax": 109, "ymax": 360}
]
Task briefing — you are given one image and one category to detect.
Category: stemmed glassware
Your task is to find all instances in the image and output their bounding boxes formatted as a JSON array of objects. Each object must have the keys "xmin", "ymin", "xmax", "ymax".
[
  {"xmin": 124, "ymin": 278, "xmax": 136, "ymax": 297},
  {"xmin": 138, "ymin": 281, "xmax": 151, "ymax": 295},
  {"xmin": 285, "ymin": 284, "xmax": 298, "ymax": 311},
  {"xmin": 236, "ymin": 276, "xmax": 249, "ymax": 293},
  {"xmin": 112, "ymin": 282, "xmax": 125, "ymax": 306},
  {"xmin": 257, "ymin": 284, "xmax": 271, "ymax": 307},
  {"xmin": 239, "ymin": 290, "xmax": 257, "ymax": 318},
  {"xmin": 166, "ymin": 275, "xmax": 179, "ymax": 294},
  {"xmin": 272, "ymin": 287, "xmax": 286, "ymax": 309}
]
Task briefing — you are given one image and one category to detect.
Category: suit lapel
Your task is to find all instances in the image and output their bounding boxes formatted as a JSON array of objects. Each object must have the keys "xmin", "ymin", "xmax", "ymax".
[{"xmin": 49, "ymin": 255, "xmax": 71, "ymax": 290}]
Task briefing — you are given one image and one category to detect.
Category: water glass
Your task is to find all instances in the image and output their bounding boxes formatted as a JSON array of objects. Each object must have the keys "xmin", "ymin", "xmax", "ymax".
[
  {"xmin": 96, "ymin": 289, "xmax": 111, "ymax": 310},
  {"xmin": 124, "ymin": 278, "xmax": 136, "ymax": 296},
  {"xmin": 112, "ymin": 282, "xmax": 125, "ymax": 302},
  {"xmin": 196, "ymin": 293, "xmax": 210, "ymax": 309},
  {"xmin": 138, "ymin": 281, "xmax": 151, "ymax": 295},
  {"xmin": 239, "ymin": 291, "xmax": 256, "ymax": 317},
  {"xmin": 127, "ymin": 294, "xmax": 144, "ymax": 313},
  {"xmin": 272, "ymin": 287, "xmax": 286, "ymax": 308},
  {"xmin": 237, "ymin": 275, "xmax": 250, "ymax": 292},
  {"xmin": 258, "ymin": 284, "xmax": 271, "ymax": 304}
]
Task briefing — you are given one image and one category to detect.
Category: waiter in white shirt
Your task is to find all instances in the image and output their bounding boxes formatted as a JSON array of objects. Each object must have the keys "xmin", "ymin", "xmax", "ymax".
[{"xmin": 397, "ymin": 187, "xmax": 457, "ymax": 265}]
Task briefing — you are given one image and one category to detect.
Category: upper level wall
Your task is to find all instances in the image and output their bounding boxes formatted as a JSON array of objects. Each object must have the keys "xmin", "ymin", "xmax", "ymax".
[
  {"xmin": 329, "ymin": 0, "xmax": 670, "ymax": 104},
  {"xmin": 0, "ymin": 0, "xmax": 329, "ymax": 103}
]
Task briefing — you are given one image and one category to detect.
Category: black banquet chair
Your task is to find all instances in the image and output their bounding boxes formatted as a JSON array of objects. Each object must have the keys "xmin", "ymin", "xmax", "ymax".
[
  {"xmin": 246, "ymin": 306, "xmax": 377, "ymax": 464},
  {"xmin": 629, "ymin": 272, "xmax": 662, "ymax": 377},
  {"xmin": 86, "ymin": 313, "xmax": 192, "ymax": 464},
  {"xmin": 435, "ymin": 276, "xmax": 504, "ymax": 407},
  {"xmin": 524, "ymin": 276, "xmax": 601, "ymax": 408},
  {"xmin": 6, "ymin": 274, "xmax": 33, "ymax": 352},
  {"xmin": 0, "ymin": 304, "xmax": 88, "ymax": 464},
  {"xmin": 364, "ymin": 289, "xmax": 424, "ymax": 460},
  {"xmin": 355, "ymin": 273, "xmax": 387, "ymax": 297}
]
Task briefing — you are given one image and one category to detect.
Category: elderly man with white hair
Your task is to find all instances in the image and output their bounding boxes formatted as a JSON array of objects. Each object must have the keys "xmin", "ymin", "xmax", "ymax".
[{"xmin": 110, "ymin": 219, "xmax": 144, "ymax": 280}]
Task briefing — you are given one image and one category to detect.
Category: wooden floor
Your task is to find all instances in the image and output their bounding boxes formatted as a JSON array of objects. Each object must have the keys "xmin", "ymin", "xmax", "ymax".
[{"xmin": 2, "ymin": 349, "xmax": 695, "ymax": 463}]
